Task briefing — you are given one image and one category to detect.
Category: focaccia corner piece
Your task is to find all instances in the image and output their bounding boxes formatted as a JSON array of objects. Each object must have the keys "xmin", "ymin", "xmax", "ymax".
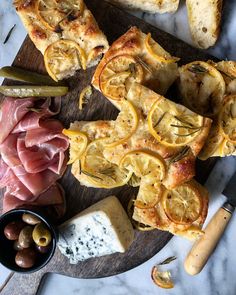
[
  {"xmin": 178, "ymin": 61, "xmax": 226, "ymax": 118},
  {"xmin": 186, "ymin": 0, "xmax": 222, "ymax": 49},
  {"xmin": 208, "ymin": 60, "xmax": 236, "ymax": 95},
  {"xmin": 199, "ymin": 94, "xmax": 236, "ymax": 160},
  {"xmin": 133, "ymin": 179, "xmax": 209, "ymax": 240},
  {"xmin": 108, "ymin": 0, "xmax": 179, "ymax": 14},
  {"xmin": 92, "ymin": 26, "xmax": 179, "ymax": 106},
  {"xmin": 14, "ymin": 0, "xmax": 109, "ymax": 81}
]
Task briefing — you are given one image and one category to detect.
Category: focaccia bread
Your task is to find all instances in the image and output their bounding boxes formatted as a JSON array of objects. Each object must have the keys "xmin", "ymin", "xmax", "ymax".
[
  {"xmin": 92, "ymin": 26, "xmax": 179, "ymax": 107},
  {"xmin": 199, "ymin": 95, "xmax": 236, "ymax": 160},
  {"xmin": 108, "ymin": 0, "xmax": 179, "ymax": 14},
  {"xmin": 208, "ymin": 60, "xmax": 236, "ymax": 95},
  {"xmin": 133, "ymin": 179, "xmax": 209, "ymax": 240},
  {"xmin": 66, "ymin": 83, "xmax": 212, "ymax": 189},
  {"xmin": 14, "ymin": 0, "xmax": 109, "ymax": 81},
  {"xmin": 178, "ymin": 61, "xmax": 226, "ymax": 117},
  {"xmin": 186, "ymin": 0, "xmax": 223, "ymax": 49}
]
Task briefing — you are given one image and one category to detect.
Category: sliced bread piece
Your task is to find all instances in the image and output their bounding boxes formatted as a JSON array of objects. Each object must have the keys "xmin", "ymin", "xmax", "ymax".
[
  {"xmin": 108, "ymin": 0, "xmax": 179, "ymax": 14},
  {"xmin": 186, "ymin": 0, "xmax": 223, "ymax": 49}
]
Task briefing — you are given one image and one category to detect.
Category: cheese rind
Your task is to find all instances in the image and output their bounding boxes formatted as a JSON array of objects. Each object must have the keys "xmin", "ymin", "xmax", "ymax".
[{"xmin": 58, "ymin": 196, "xmax": 134, "ymax": 263}]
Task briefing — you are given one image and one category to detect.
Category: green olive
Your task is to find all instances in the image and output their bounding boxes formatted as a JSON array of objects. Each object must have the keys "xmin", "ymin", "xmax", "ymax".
[
  {"xmin": 18, "ymin": 226, "xmax": 33, "ymax": 248},
  {"xmin": 22, "ymin": 213, "xmax": 41, "ymax": 225},
  {"xmin": 32, "ymin": 223, "xmax": 52, "ymax": 247}
]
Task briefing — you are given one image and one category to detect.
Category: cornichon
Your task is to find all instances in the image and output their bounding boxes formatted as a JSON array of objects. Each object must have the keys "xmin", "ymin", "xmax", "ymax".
[
  {"xmin": 0, "ymin": 85, "xmax": 68, "ymax": 97},
  {"xmin": 0, "ymin": 66, "xmax": 65, "ymax": 86}
]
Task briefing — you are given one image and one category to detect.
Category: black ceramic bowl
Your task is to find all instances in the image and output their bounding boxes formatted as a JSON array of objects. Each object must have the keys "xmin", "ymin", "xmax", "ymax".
[{"xmin": 0, "ymin": 209, "xmax": 57, "ymax": 273}]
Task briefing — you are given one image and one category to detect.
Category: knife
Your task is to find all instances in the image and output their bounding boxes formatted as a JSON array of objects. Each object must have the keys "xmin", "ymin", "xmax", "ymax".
[{"xmin": 184, "ymin": 172, "xmax": 236, "ymax": 275}]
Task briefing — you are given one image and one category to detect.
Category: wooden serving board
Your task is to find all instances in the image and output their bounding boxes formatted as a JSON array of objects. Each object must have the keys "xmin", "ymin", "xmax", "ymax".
[{"xmin": 0, "ymin": 1, "xmax": 217, "ymax": 294}]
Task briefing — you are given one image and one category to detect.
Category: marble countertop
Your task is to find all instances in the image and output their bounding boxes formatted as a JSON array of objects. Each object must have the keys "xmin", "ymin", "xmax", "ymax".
[{"xmin": 0, "ymin": 0, "xmax": 236, "ymax": 294}]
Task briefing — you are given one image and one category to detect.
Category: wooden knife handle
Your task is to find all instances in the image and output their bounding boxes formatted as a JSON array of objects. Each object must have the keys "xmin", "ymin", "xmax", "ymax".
[{"xmin": 184, "ymin": 203, "xmax": 234, "ymax": 275}]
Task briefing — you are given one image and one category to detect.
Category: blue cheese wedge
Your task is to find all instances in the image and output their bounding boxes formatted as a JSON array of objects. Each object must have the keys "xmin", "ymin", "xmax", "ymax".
[{"xmin": 58, "ymin": 196, "xmax": 134, "ymax": 263}]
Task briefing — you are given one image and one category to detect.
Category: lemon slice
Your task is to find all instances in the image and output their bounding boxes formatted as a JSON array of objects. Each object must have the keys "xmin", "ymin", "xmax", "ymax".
[
  {"xmin": 145, "ymin": 33, "xmax": 179, "ymax": 64},
  {"xmin": 36, "ymin": 0, "xmax": 84, "ymax": 31},
  {"xmin": 179, "ymin": 61, "xmax": 225, "ymax": 117},
  {"xmin": 219, "ymin": 95, "xmax": 236, "ymax": 143},
  {"xmin": 106, "ymin": 100, "xmax": 139, "ymax": 147},
  {"xmin": 135, "ymin": 177, "xmax": 164, "ymax": 209},
  {"xmin": 162, "ymin": 183, "xmax": 202, "ymax": 225},
  {"xmin": 44, "ymin": 39, "xmax": 87, "ymax": 81},
  {"xmin": 78, "ymin": 85, "xmax": 92, "ymax": 110},
  {"xmin": 62, "ymin": 129, "xmax": 88, "ymax": 164},
  {"xmin": 99, "ymin": 54, "xmax": 144, "ymax": 100},
  {"xmin": 148, "ymin": 98, "xmax": 204, "ymax": 147},
  {"xmin": 151, "ymin": 266, "xmax": 174, "ymax": 289},
  {"xmin": 81, "ymin": 138, "xmax": 132, "ymax": 188},
  {"xmin": 119, "ymin": 150, "xmax": 166, "ymax": 180}
]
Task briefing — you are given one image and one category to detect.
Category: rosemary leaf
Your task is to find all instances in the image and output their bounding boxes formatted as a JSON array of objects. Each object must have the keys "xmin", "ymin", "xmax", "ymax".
[
  {"xmin": 218, "ymin": 69, "xmax": 235, "ymax": 80},
  {"xmin": 174, "ymin": 116, "xmax": 194, "ymax": 127},
  {"xmin": 158, "ymin": 256, "xmax": 177, "ymax": 266},
  {"xmin": 174, "ymin": 128, "xmax": 201, "ymax": 137},
  {"xmin": 136, "ymin": 56, "xmax": 153, "ymax": 74},
  {"xmin": 4, "ymin": 24, "xmax": 16, "ymax": 44},
  {"xmin": 154, "ymin": 112, "xmax": 166, "ymax": 128},
  {"xmin": 188, "ymin": 64, "xmax": 208, "ymax": 74},
  {"xmin": 81, "ymin": 170, "xmax": 103, "ymax": 180},
  {"xmin": 169, "ymin": 146, "xmax": 190, "ymax": 164}
]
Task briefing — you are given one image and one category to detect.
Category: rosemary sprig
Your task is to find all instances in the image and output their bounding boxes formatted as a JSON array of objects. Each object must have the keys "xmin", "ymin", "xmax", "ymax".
[
  {"xmin": 4, "ymin": 24, "xmax": 16, "ymax": 44},
  {"xmin": 54, "ymin": 9, "xmax": 74, "ymax": 33},
  {"xmin": 81, "ymin": 170, "xmax": 103, "ymax": 180},
  {"xmin": 174, "ymin": 128, "xmax": 201, "ymax": 137},
  {"xmin": 174, "ymin": 116, "xmax": 194, "ymax": 127},
  {"xmin": 154, "ymin": 112, "xmax": 166, "ymax": 128},
  {"xmin": 136, "ymin": 56, "xmax": 153, "ymax": 74},
  {"xmin": 188, "ymin": 64, "xmax": 208, "ymax": 74},
  {"xmin": 169, "ymin": 146, "xmax": 190, "ymax": 164},
  {"xmin": 158, "ymin": 256, "xmax": 177, "ymax": 266}
]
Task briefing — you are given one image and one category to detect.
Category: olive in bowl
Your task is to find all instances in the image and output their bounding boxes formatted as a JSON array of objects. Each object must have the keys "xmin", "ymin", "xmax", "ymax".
[{"xmin": 0, "ymin": 209, "xmax": 57, "ymax": 273}]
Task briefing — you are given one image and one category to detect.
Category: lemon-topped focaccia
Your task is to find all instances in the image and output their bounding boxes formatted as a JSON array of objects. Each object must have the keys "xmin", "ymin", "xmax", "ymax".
[
  {"xmin": 208, "ymin": 60, "xmax": 236, "ymax": 95},
  {"xmin": 199, "ymin": 94, "xmax": 236, "ymax": 159},
  {"xmin": 133, "ymin": 179, "xmax": 209, "ymax": 240},
  {"xmin": 178, "ymin": 61, "xmax": 225, "ymax": 117},
  {"xmin": 14, "ymin": 0, "xmax": 109, "ymax": 81},
  {"xmin": 64, "ymin": 83, "xmax": 212, "ymax": 189},
  {"xmin": 92, "ymin": 27, "xmax": 179, "ymax": 106}
]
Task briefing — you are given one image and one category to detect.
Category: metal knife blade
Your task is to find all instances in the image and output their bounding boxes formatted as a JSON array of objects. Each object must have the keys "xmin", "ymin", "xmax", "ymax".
[{"xmin": 222, "ymin": 172, "xmax": 236, "ymax": 207}]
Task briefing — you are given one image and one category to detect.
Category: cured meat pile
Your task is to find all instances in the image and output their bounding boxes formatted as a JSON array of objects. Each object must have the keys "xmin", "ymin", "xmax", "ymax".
[{"xmin": 0, "ymin": 97, "xmax": 69, "ymax": 218}]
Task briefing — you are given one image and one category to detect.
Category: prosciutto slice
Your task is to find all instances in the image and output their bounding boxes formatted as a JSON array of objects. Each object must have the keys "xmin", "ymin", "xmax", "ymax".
[
  {"xmin": 0, "ymin": 97, "xmax": 33, "ymax": 144},
  {"xmin": 0, "ymin": 97, "xmax": 68, "ymax": 215},
  {"xmin": 2, "ymin": 183, "xmax": 66, "ymax": 218}
]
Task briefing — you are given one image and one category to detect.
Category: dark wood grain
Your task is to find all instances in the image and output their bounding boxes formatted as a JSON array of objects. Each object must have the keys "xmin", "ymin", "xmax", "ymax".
[{"xmin": 0, "ymin": 1, "xmax": 218, "ymax": 294}]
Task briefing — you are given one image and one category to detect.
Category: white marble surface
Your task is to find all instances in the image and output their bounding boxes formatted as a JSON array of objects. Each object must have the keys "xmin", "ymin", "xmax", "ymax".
[{"xmin": 0, "ymin": 0, "xmax": 236, "ymax": 294}]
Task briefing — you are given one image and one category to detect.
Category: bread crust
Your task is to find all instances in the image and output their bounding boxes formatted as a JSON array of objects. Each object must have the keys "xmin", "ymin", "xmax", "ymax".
[
  {"xmin": 108, "ymin": 0, "xmax": 180, "ymax": 14},
  {"xmin": 186, "ymin": 0, "xmax": 223, "ymax": 49},
  {"xmin": 14, "ymin": 0, "xmax": 109, "ymax": 75},
  {"xmin": 92, "ymin": 26, "xmax": 179, "ymax": 103},
  {"xmin": 133, "ymin": 179, "xmax": 209, "ymax": 240}
]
